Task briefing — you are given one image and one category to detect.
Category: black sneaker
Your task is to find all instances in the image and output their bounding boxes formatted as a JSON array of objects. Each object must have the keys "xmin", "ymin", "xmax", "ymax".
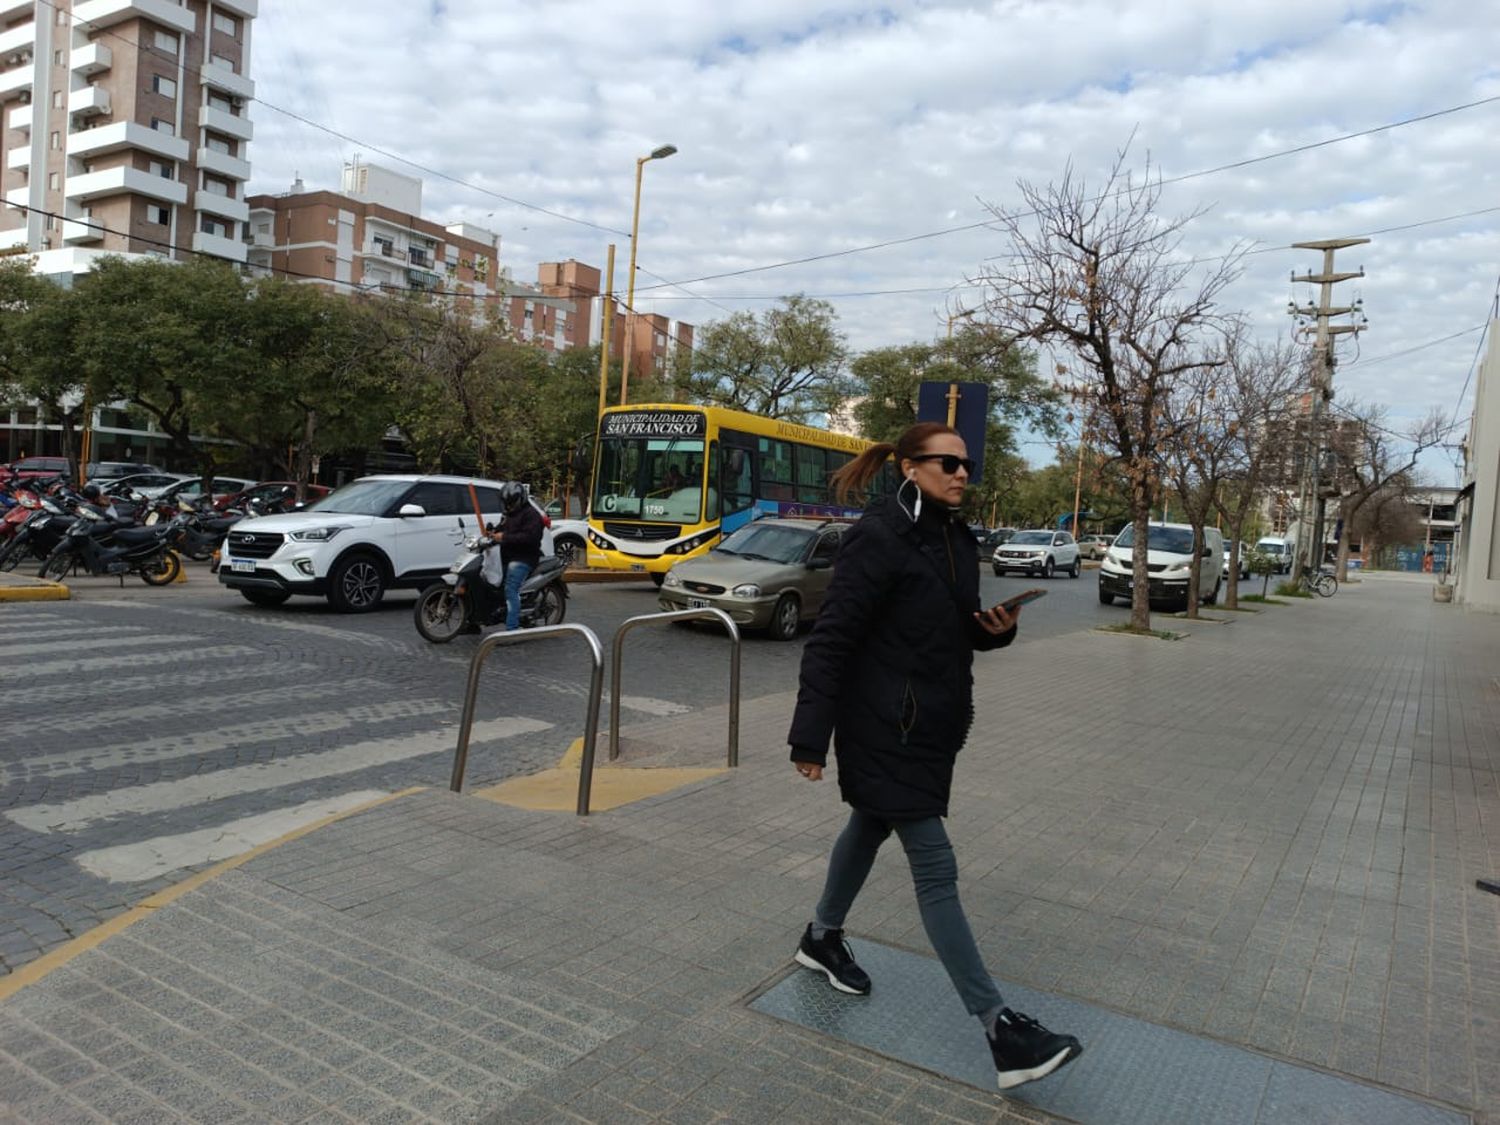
[
  {"xmin": 794, "ymin": 924, "xmax": 871, "ymax": 995},
  {"xmin": 987, "ymin": 1008, "xmax": 1082, "ymax": 1090}
]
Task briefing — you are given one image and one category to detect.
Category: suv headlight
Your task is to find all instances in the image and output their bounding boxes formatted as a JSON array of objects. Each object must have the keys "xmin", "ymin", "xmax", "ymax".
[
  {"xmin": 662, "ymin": 571, "xmax": 683, "ymax": 588},
  {"xmin": 732, "ymin": 583, "xmax": 761, "ymax": 598},
  {"xmin": 289, "ymin": 525, "xmax": 349, "ymax": 542}
]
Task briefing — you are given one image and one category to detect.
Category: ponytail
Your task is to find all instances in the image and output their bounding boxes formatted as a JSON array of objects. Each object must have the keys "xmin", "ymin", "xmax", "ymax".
[{"xmin": 828, "ymin": 421, "xmax": 961, "ymax": 505}]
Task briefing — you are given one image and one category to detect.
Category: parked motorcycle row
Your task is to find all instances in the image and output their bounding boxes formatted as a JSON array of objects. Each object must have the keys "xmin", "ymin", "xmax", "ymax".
[{"xmin": 0, "ymin": 476, "xmax": 297, "ymax": 586}]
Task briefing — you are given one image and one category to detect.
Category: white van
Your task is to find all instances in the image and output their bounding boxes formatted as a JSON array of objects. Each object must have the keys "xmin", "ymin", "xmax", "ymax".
[
  {"xmin": 1098, "ymin": 522, "xmax": 1224, "ymax": 608},
  {"xmin": 1253, "ymin": 536, "xmax": 1295, "ymax": 575}
]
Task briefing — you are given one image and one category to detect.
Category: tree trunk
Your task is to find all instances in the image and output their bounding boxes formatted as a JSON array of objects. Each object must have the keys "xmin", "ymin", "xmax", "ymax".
[
  {"xmin": 295, "ymin": 408, "xmax": 317, "ymax": 503},
  {"xmin": 1129, "ymin": 483, "xmax": 1152, "ymax": 630},
  {"xmin": 1183, "ymin": 524, "xmax": 1203, "ymax": 619}
]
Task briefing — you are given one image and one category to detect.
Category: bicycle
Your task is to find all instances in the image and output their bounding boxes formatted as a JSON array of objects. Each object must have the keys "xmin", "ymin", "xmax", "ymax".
[{"xmin": 1298, "ymin": 567, "xmax": 1337, "ymax": 597}]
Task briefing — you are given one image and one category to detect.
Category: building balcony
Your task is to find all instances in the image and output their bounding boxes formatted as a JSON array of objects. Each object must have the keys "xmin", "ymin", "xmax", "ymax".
[
  {"xmin": 68, "ymin": 85, "xmax": 110, "ymax": 119},
  {"xmin": 63, "ymin": 216, "xmax": 102, "ymax": 243},
  {"xmin": 201, "ymin": 105, "xmax": 251, "ymax": 142},
  {"xmin": 199, "ymin": 61, "xmax": 253, "ymax": 101},
  {"xmin": 0, "ymin": 2, "xmax": 32, "ymax": 22},
  {"xmin": 73, "ymin": 0, "xmax": 195, "ymax": 36},
  {"xmin": 67, "ymin": 120, "xmax": 189, "ymax": 162},
  {"xmin": 211, "ymin": 0, "xmax": 258, "ymax": 15},
  {"xmin": 65, "ymin": 167, "xmax": 187, "ymax": 206},
  {"xmin": 5, "ymin": 184, "xmax": 29, "ymax": 209},
  {"xmin": 359, "ymin": 242, "xmax": 407, "ymax": 261},
  {"xmin": 0, "ymin": 64, "xmax": 32, "ymax": 102},
  {"xmin": 71, "ymin": 42, "xmax": 112, "ymax": 77},
  {"xmin": 192, "ymin": 229, "xmax": 246, "ymax": 262},
  {"xmin": 247, "ymin": 226, "xmax": 273, "ymax": 248},
  {"xmin": 0, "ymin": 225, "xmax": 29, "ymax": 250},
  {"xmin": 194, "ymin": 189, "xmax": 247, "ymax": 223},
  {"xmin": 196, "ymin": 146, "xmax": 249, "ymax": 182},
  {"xmin": 9, "ymin": 101, "xmax": 29, "ymax": 132},
  {"xmin": 6, "ymin": 142, "xmax": 26, "ymax": 171},
  {"xmin": 0, "ymin": 21, "xmax": 35, "ymax": 58}
]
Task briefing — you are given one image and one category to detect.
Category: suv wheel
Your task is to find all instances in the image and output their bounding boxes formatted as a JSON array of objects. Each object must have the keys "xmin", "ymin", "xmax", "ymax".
[
  {"xmin": 327, "ymin": 553, "xmax": 386, "ymax": 613},
  {"xmin": 1042, "ymin": 557, "xmax": 1055, "ymax": 579},
  {"xmin": 1098, "ymin": 584, "xmax": 1113, "ymax": 605},
  {"xmin": 1069, "ymin": 557, "xmax": 1080, "ymax": 578},
  {"xmin": 553, "ymin": 534, "xmax": 583, "ymax": 568}
]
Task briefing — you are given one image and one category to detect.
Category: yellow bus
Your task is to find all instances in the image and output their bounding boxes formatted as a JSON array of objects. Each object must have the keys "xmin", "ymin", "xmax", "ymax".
[{"xmin": 585, "ymin": 404, "xmax": 889, "ymax": 582}]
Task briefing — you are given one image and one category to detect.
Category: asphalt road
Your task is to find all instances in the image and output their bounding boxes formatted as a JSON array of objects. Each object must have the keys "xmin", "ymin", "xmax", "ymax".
[{"xmin": 0, "ymin": 560, "xmax": 1261, "ymax": 974}]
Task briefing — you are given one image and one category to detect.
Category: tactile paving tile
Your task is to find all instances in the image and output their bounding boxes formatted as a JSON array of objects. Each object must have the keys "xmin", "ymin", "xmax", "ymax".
[{"xmin": 750, "ymin": 940, "xmax": 1469, "ymax": 1125}]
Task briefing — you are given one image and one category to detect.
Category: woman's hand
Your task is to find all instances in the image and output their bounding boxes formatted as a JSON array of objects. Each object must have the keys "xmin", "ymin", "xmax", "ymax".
[
  {"xmin": 794, "ymin": 762, "xmax": 824, "ymax": 781},
  {"xmin": 973, "ymin": 603, "xmax": 1019, "ymax": 635}
]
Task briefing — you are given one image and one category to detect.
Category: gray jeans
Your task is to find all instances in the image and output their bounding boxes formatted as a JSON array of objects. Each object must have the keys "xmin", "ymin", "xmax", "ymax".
[{"xmin": 815, "ymin": 810, "xmax": 1004, "ymax": 1017}]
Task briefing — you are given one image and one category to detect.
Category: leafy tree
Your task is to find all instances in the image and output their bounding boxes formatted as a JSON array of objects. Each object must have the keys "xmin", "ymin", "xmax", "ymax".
[
  {"xmin": 684, "ymin": 295, "xmax": 852, "ymax": 421},
  {"xmin": 0, "ymin": 262, "xmax": 86, "ymax": 471}
]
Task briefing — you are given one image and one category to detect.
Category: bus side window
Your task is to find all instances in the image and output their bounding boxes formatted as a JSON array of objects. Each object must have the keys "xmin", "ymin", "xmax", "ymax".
[
  {"xmin": 795, "ymin": 446, "xmax": 828, "ymax": 505},
  {"xmin": 758, "ymin": 437, "xmax": 794, "ymax": 502},
  {"xmin": 722, "ymin": 447, "xmax": 754, "ymax": 513}
]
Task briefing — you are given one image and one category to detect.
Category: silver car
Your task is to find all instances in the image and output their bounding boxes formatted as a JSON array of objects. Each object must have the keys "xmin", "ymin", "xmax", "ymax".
[{"xmin": 659, "ymin": 518, "xmax": 850, "ymax": 640}]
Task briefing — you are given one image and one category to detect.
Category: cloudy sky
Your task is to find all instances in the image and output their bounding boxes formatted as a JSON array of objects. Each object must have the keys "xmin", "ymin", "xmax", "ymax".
[{"xmin": 249, "ymin": 0, "xmax": 1500, "ymax": 480}]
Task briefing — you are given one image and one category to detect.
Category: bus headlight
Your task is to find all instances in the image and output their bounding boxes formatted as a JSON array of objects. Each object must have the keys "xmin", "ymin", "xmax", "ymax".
[
  {"xmin": 587, "ymin": 529, "xmax": 613, "ymax": 550},
  {"xmin": 666, "ymin": 530, "xmax": 719, "ymax": 555},
  {"xmin": 662, "ymin": 571, "xmax": 684, "ymax": 588},
  {"xmin": 732, "ymin": 583, "xmax": 761, "ymax": 598}
]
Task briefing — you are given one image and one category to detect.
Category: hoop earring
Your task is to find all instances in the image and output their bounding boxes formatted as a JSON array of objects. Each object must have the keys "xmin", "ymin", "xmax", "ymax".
[{"xmin": 897, "ymin": 475, "xmax": 922, "ymax": 523}]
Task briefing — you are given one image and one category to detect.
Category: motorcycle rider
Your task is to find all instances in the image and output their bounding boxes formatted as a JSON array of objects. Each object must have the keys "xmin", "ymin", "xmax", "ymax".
[{"xmin": 486, "ymin": 483, "xmax": 543, "ymax": 629}]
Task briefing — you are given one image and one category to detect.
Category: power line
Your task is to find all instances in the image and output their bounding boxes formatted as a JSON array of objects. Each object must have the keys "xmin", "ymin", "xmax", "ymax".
[
  {"xmin": 636, "ymin": 95, "xmax": 1500, "ymax": 293},
  {"xmin": 1340, "ymin": 325, "xmax": 1486, "ymax": 370}
]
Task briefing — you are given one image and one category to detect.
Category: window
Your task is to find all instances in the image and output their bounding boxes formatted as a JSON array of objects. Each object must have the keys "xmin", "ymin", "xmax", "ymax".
[
  {"xmin": 212, "ymin": 11, "xmax": 239, "ymax": 36},
  {"xmin": 56, "ymin": 8, "xmax": 66, "ymax": 24},
  {"xmin": 203, "ymin": 175, "xmax": 231, "ymax": 196},
  {"xmin": 205, "ymin": 133, "xmax": 231, "ymax": 154},
  {"xmin": 53, "ymin": 49, "xmax": 63, "ymax": 66},
  {"xmin": 46, "ymin": 172, "xmax": 58, "ymax": 190},
  {"xmin": 207, "ymin": 92, "xmax": 232, "ymax": 113},
  {"xmin": 209, "ymin": 53, "xmax": 237, "ymax": 73},
  {"xmin": 150, "ymin": 118, "xmax": 174, "ymax": 135},
  {"xmin": 49, "ymin": 130, "xmax": 60, "ymax": 150},
  {"xmin": 51, "ymin": 90, "xmax": 63, "ymax": 108},
  {"xmin": 757, "ymin": 437, "xmax": 794, "ymax": 501},
  {"xmin": 149, "ymin": 206, "xmax": 169, "ymax": 225},
  {"xmin": 719, "ymin": 436, "xmax": 755, "ymax": 514},
  {"xmin": 155, "ymin": 30, "xmax": 178, "ymax": 54},
  {"xmin": 402, "ymin": 483, "xmax": 464, "ymax": 517},
  {"xmin": 811, "ymin": 530, "xmax": 842, "ymax": 562},
  {"xmin": 200, "ymin": 216, "xmax": 229, "ymax": 237},
  {"xmin": 151, "ymin": 75, "xmax": 176, "ymax": 99},
  {"xmin": 148, "ymin": 159, "xmax": 174, "ymax": 179},
  {"xmin": 794, "ymin": 446, "xmax": 829, "ymax": 505}
]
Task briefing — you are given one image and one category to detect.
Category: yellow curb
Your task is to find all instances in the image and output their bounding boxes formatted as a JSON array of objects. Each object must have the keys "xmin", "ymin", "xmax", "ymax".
[
  {"xmin": 558, "ymin": 736, "xmax": 585, "ymax": 769},
  {"xmin": 473, "ymin": 767, "xmax": 725, "ymax": 812},
  {"xmin": 0, "ymin": 786, "xmax": 426, "ymax": 1002},
  {"xmin": 0, "ymin": 580, "xmax": 70, "ymax": 602}
]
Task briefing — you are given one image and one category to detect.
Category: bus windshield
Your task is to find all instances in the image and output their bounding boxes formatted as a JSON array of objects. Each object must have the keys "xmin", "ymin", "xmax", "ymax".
[{"xmin": 592, "ymin": 435, "xmax": 706, "ymax": 524}]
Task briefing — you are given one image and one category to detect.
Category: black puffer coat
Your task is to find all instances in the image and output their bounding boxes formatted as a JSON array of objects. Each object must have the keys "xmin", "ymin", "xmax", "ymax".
[{"xmin": 787, "ymin": 494, "xmax": 1015, "ymax": 819}]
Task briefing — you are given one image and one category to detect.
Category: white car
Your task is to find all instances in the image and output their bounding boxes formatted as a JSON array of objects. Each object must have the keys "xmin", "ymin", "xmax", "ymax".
[
  {"xmin": 218, "ymin": 475, "xmax": 556, "ymax": 612},
  {"xmin": 1222, "ymin": 540, "xmax": 1251, "ymax": 581},
  {"xmin": 992, "ymin": 529, "xmax": 1081, "ymax": 579},
  {"xmin": 1099, "ymin": 522, "xmax": 1224, "ymax": 608}
]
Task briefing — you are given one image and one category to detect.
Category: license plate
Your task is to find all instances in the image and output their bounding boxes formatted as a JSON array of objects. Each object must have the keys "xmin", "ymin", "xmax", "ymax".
[
  {"xmin": 630, "ymin": 564, "xmax": 646, "ymax": 572},
  {"xmin": 231, "ymin": 560, "xmax": 256, "ymax": 573},
  {"xmin": 687, "ymin": 597, "xmax": 710, "ymax": 609}
]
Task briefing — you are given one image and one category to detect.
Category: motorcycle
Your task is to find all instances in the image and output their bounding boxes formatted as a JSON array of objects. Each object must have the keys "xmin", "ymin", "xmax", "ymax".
[
  {"xmin": 37, "ymin": 507, "xmax": 184, "ymax": 585},
  {"xmin": 412, "ymin": 526, "xmax": 568, "ymax": 644},
  {"xmin": 0, "ymin": 497, "xmax": 72, "ymax": 572}
]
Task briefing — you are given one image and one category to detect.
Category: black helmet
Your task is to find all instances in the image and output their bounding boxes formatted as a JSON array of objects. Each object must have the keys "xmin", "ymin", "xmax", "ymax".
[
  {"xmin": 81, "ymin": 483, "xmax": 102, "ymax": 502},
  {"xmin": 500, "ymin": 482, "xmax": 526, "ymax": 513}
]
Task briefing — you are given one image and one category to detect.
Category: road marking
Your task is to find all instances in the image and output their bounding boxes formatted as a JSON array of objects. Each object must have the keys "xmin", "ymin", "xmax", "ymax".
[
  {"xmin": 6, "ymin": 698, "xmax": 449, "ymax": 777},
  {"xmin": 0, "ymin": 644, "xmax": 258, "ymax": 679},
  {"xmin": 74, "ymin": 790, "xmax": 390, "ymax": 882},
  {"xmin": 613, "ymin": 694, "xmax": 691, "ymax": 717},
  {"xmin": 0, "ymin": 632, "xmax": 196, "ymax": 658},
  {"xmin": 6, "ymin": 717, "xmax": 551, "ymax": 832},
  {"xmin": 0, "ymin": 614, "xmax": 66, "ymax": 628},
  {"xmin": 86, "ymin": 600, "xmax": 402, "ymax": 649},
  {"xmin": 15, "ymin": 660, "xmax": 321, "ymax": 702},
  {"xmin": 0, "ymin": 625, "xmax": 149, "ymax": 643}
]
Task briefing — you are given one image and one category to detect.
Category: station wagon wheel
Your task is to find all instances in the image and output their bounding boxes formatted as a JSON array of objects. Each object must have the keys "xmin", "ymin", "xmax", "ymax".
[{"xmin": 768, "ymin": 593, "xmax": 800, "ymax": 641}]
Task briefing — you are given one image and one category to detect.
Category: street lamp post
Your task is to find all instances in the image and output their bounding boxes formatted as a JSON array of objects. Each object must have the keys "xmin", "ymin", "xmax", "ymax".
[{"xmin": 619, "ymin": 143, "xmax": 677, "ymax": 405}]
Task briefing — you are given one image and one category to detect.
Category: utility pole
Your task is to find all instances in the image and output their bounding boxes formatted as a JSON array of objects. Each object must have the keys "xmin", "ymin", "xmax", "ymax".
[{"xmin": 1287, "ymin": 238, "xmax": 1369, "ymax": 581}]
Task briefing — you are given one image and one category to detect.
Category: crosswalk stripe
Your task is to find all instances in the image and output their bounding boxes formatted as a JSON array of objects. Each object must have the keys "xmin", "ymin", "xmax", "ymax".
[
  {"xmin": 8, "ymin": 698, "xmax": 449, "ymax": 777},
  {"xmin": 0, "ymin": 633, "xmax": 197, "ymax": 659},
  {"xmin": 85, "ymin": 600, "xmax": 401, "ymax": 650},
  {"xmin": 15, "ymin": 661, "xmax": 320, "ymax": 702},
  {"xmin": 0, "ymin": 644, "xmax": 258, "ymax": 679},
  {"xmin": 74, "ymin": 790, "xmax": 390, "ymax": 883},
  {"xmin": 6, "ymin": 716, "xmax": 551, "ymax": 832},
  {"xmin": 0, "ymin": 625, "xmax": 149, "ymax": 644},
  {"xmin": 614, "ymin": 695, "xmax": 692, "ymax": 717}
]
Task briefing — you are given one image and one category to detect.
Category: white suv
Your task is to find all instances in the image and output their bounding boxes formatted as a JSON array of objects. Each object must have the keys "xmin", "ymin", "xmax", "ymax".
[
  {"xmin": 992, "ymin": 529, "xmax": 1081, "ymax": 579},
  {"xmin": 218, "ymin": 475, "xmax": 549, "ymax": 612}
]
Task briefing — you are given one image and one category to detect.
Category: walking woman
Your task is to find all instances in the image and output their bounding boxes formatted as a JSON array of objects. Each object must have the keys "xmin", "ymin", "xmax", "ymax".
[{"xmin": 788, "ymin": 422, "xmax": 1083, "ymax": 1092}]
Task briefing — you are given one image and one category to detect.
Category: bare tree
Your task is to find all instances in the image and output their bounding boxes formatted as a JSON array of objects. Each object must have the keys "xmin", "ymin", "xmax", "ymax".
[
  {"xmin": 1210, "ymin": 335, "xmax": 1307, "ymax": 609},
  {"xmin": 1349, "ymin": 481, "xmax": 1425, "ymax": 566},
  {"xmin": 979, "ymin": 149, "xmax": 1244, "ymax": 629},
  {"xmin": 1324, "ymin": 399, "xmax": 1449, "ymax": 581}
]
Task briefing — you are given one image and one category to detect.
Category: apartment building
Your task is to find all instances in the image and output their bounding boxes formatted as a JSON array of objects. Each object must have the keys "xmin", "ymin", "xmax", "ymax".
[
  {"xmin": 245, "ymin": 162, "xmax": 502, "ymax": 303},
  {"xmin": 0, "ymin": 0, "xmax": 256, "ymax": 276}
]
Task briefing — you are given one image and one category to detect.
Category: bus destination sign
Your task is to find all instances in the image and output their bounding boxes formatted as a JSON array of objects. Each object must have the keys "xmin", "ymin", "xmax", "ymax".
[{"xmin": 601, "ymin": 411, "xmax": 706, "ymax": 438}]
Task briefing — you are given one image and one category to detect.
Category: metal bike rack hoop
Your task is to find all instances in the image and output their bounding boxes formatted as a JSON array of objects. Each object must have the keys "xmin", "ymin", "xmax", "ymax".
[
  {"xmin": 609, "ymin": 608, "xmax": 741, "ymax": 768},
  {"xmin": 449, "ymin": 623, "xmax": 605, "ymax": 816}
]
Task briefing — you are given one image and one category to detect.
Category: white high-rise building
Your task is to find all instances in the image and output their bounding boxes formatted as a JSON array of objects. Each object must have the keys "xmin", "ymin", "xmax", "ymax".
[{"xmin": 0, "ymin": 0, "xmax": 256, "ymax": 278}]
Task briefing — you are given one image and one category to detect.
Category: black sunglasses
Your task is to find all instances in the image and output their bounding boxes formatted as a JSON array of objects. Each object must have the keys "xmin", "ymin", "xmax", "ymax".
[{"xmin": 911, "ymin": 454, "xmax": 976, "ymax": 476}]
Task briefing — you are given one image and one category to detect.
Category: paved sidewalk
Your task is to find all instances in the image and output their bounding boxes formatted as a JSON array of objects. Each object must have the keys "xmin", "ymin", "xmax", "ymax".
[{"xmin": 1, "ymin": 579, "xmax": 1496, "ymax": 1122}]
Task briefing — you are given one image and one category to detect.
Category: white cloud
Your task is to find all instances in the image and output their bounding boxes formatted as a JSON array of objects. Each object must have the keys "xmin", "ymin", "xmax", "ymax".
[{"xmin": 249, "ymin": 0, "xmax": 1500, "ymax": 478}]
